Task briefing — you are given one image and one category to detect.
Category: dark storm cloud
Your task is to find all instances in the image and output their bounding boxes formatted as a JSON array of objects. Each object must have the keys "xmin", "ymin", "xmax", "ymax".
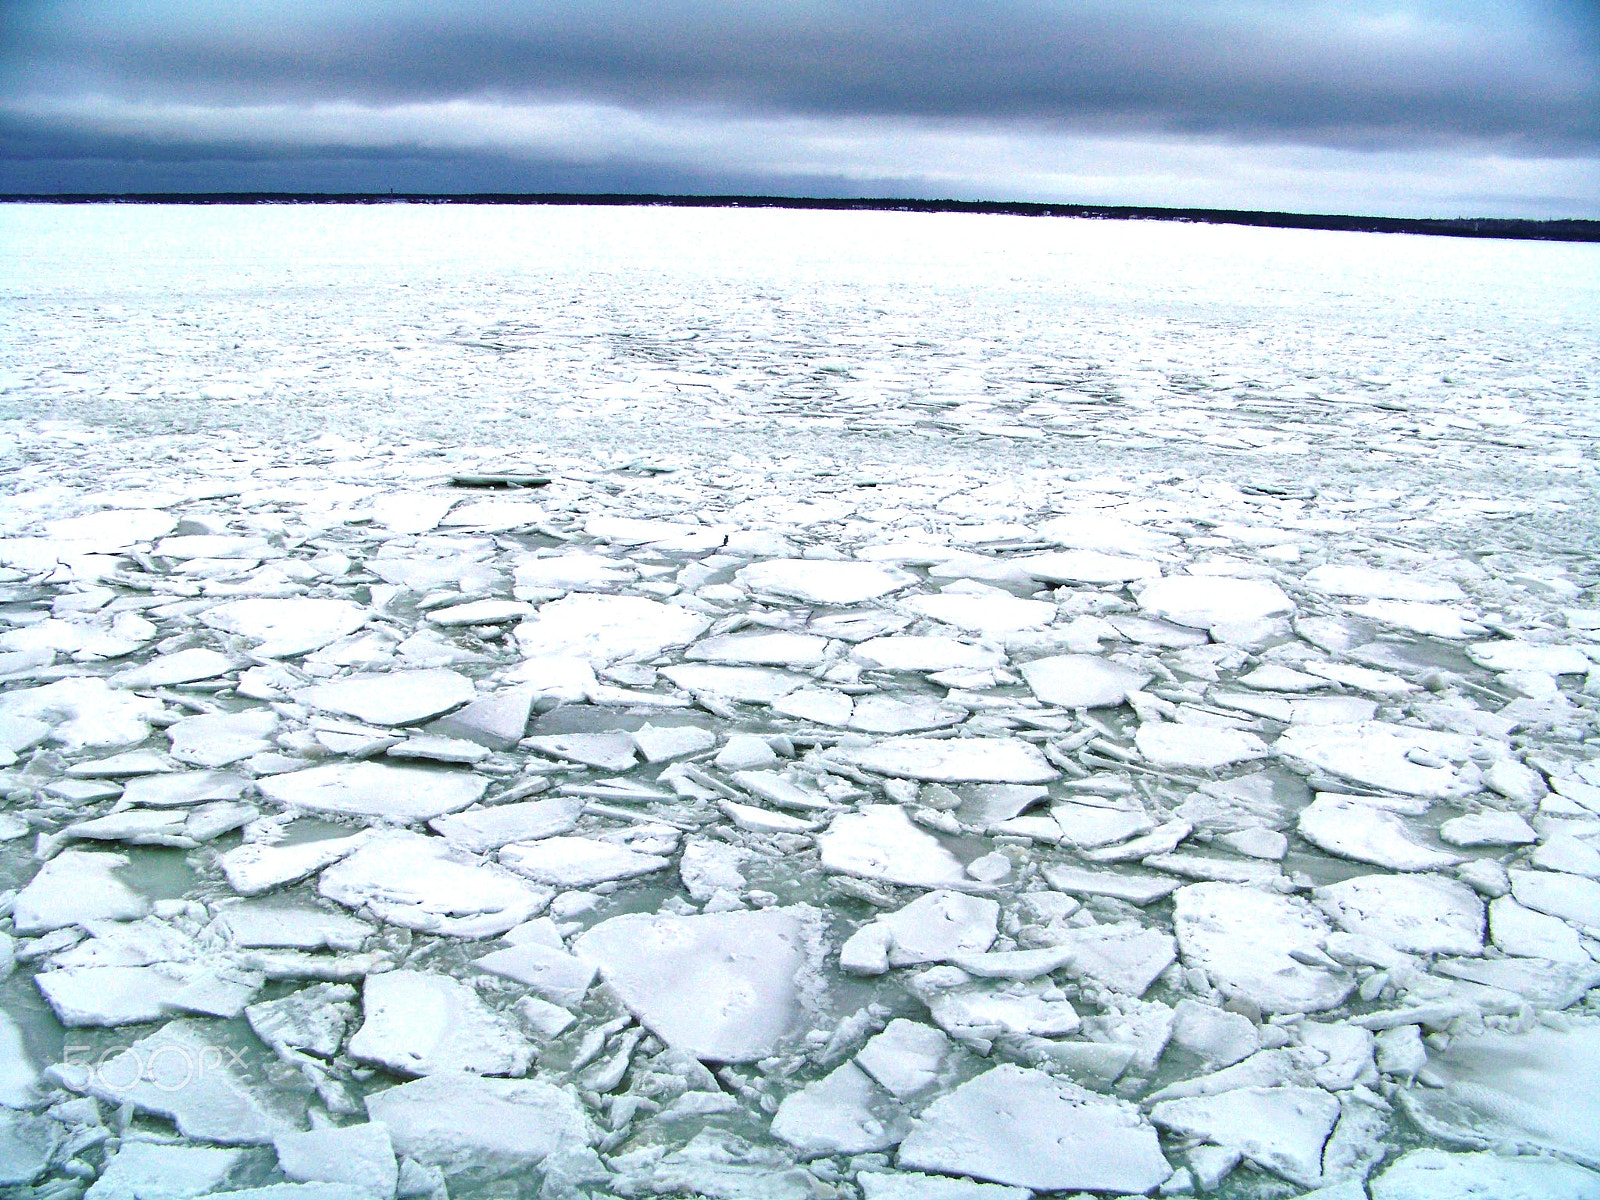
[{"xmin": 3, "ymin": 0, "xmax": 1597, "ymax": 152}]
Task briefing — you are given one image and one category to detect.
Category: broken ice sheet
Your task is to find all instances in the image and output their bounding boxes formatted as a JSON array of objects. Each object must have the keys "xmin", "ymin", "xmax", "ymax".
[{"xmin": 574, "ymin": 905, "xmax": 823, "ymax": 1062}]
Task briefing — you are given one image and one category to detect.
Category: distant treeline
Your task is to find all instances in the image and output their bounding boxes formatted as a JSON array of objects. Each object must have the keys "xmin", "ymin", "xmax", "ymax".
[{"xmin": 4, "ymin": 192, "xmax": 1597, "ymax": 243}]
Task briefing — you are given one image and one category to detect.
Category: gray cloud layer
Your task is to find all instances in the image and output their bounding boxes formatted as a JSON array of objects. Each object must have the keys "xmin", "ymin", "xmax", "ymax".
[{"xmin": 2, "ymin": 0, "xmax": 1597, "ymax": 212}]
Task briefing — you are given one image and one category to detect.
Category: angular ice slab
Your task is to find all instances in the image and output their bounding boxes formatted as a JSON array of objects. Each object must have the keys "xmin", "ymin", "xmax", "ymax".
[
  {"xmin": 499, "ymin": 837, "xmax": 670, "ymax": 888},
  {"xmin": 1173, "ymin": 883, "xmax": 1353, "ymax": 1014},
  {"xmin": 76, "ymin": 1019, "xmax": 283, "ymax": 1144},
  {"xmin": 112, "ymin": 647, "xmax": 235, "ymax": 689},
  {"xmin": 897, "ymin": 1064, "xmax": 1171, "ymax": 1193},
  {"xmin": 168, "ymin": 709, "xmax": 279, "ymax": 768},
  {"xmin": 13, "ymin": 850, "xmax": 149, "ymax": 934},
  {"xmin": 574, "ymin": 906, "xmax": 820, "ymax": 1062},
  {"xmin": 904, "ymin": 592, "xmax": 1055, "ymax": 636},
  {"xmin": 819, "ymin": 806, "xmax": 971, "ymax": 890},
  {"xmin": 685, "ymin": 631, "xmax": 831, "ymax": 666},
  {"xmin": 1019, "ymin": 654, "xmax": 1151, "ymax": 708},
  {"xmin": 1298, "ymin": 794, "xmax": 1464, "ymax": 871},
  {"xmin": 200, "ymin": 598, "xmax": 368, "ymax": 658},
  {"xmin": 660, "ymin": 664, "xmax": 809, "ymax": 703},
  {"xmin": 365, "ymin": 1072, "xmax": 596, "ymax": 1176},
  {"xmin": 736, "ymin": 559, "xmax": 914, "ymax": 604},
  {"xmin": 320, "ymin": 830, "xmax": 551, "ymax": 937},
  {"xmin": 348, "ymin": 970, "xmax": 532, "ymax": 1077},
  {"xmin": 299, "ymin": 669, "xmax": 475, "ymax": 726},
  {"xmin": 1315, "ymin": 874, "xmax": 1484, "ymax": 956},
  {"xmin": 1276, "ymin": 722, "xmax": 1483, "ymax": 799},
  {"xmin": 771, "ymin": 1062, "xmax": 909, "ymax": 1156},
  {"xmin": 514, "ymin": 594, "xmax": 709, "ymax": 664},
  {"xmin": 853, "ymin": 636, "xmax": 1005, "ymax": 673},
  {"xmin": 1136, "ymin": 722, "xmax": 1269, "ymax": 770},
  {"xmin": 1150, "ymin": 1086, "xmax": 1339, "ymax": 1189},
  {"xmin": 1016, "ymin": 550, "xmax": 1161, "ymax": 584},
  {"xmin": 841, "ymin": 737, "xmax": 1057, "ymax": 783},
  {"xmin": 1399, "ymin": 1022, "xmax": 1600, "ymax": 1168},
  {"xmin": 1372, "ymin": 1149, "xmax": 1600, "ymax": 1200},
  {"xmin": 1304, "ymin": 565, "xmax": 1464, "ymax": 602},
  {"xmin": 259, "ymin": 762, "xmax": 487, "ymax": 822},
  {"xmin": 1137, "ymin": 576, "xmax": 1293, "ymax": 635},
  {"xmin": 429, "ymin": 796, "xmax": 584, "ymax": 853},
  {"xmin": 0, "ymin": 678, "xmax": 164, "ymax": 749}
]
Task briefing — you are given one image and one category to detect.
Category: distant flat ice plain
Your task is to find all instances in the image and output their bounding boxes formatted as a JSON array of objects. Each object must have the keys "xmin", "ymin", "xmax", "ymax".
[{"xmin": 0, "ymin": 206, "xmax": 1598, "ymax": 1198}]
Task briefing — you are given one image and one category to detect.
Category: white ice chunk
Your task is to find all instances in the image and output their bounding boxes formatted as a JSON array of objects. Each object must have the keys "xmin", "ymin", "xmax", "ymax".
[
  {"xmin": 0, "ymin": 1010, "xmax": 38, "ymax": 1107},
  {"xmin": 1170, "ymin": 999, "xmax": 1260, "ymax": 1068},
  {"xmin": 112, "ymin": 648, "xmax": 235, "ymax": 689},
  {"xmin": 819, "ymin": 806, "xmax": 971, "ymax": 889},
  {"xmin": 1276, "ymin": 721, "xmax": 1483, "ymax": 799},
  {"xmin": 214, "ymin": 902, "xmax": 371, "ymax": 950},
  {"xmin": 1298, "ymin": 794, "xmax": 1464, "ymax": 870},
  {"xmin": 85, "ymin": 1142, "xmax": 244, "ymax": 1200},
  {"xmin": 348, "ymin": 970, "xmax": 532, "ymax": 1077},
  {"xmin": 1017, "ymin": 550, "xmax": 1161, "ymax": 584},
  {"xmin": 1467, "ymin": 640, "xmax": 1592, "ymax": 675},
  {"xmin": 48, "ymin": 509, "xmax": 177, "ymax": 550},
  {"xmin": 771, "ymin": 1061, "xmax": 907, "ymax": 1156},
  {"xmin": 1019, "ymin": 654, "xmax": 1151, "ymax": 708},
  {"xmin": 513, "ymin": 553, "xmax": 634, "ymax": 595},
  {"xmin": 1400, "ymin": 1022, "xmax": 1600, "ymax": 1167},
  {"xmin": 1509, "ymin": 868, "xmax": 1600, "ymax": 928},
  {"xmin": 1137, "ymin": 576, "xmax": 1294, "ymax": 634},
  {"xmin": 1304, "ymin": 565, "xmax": 1464, "ymax": 602},
  {"xmin": 1348, "ymin": 601, "xmax": 1481, "ymax": 639},
  {"xmin": 904, "ymin": 592, "xmax": 1055, "ymax": 636},
  {"xmin": 1372, "ymin": 1149, "xmax": 1600, "ymax": 1200},
  {"xmin": 875, "ymin": 890, "xmax": 1000, "ymax": 965},
  {"xmin": 897, "ymin": 1064, "xmax": 1170, "ymax": 1193},
  {"xmin": 220, "ymin": 832, "xmax": 370, "ymax": 896},
  {"xmin": 320, "ymin": 830, "xmax": 551, "ymax": 937},
  {"xmin": 574, "ymin": 905, "xmax": 819, "ymax": 1063},
  {"xmin": 429, "ymin": 796, "xmax": 584, "ymax": 853},
  {"xmin": 513, "ymin": 593, "xmax": 709, "ymax": 664},
  {"xmin": 849, "ymin": 694, "xmax": 967, "ymax": 734},
  {"xmin": 860, "ymin": 1172, "xmax": 1028, "ymax": 1200},
  {"xmin": 631, "ymin": 722, "xmax": 717, "ymax": 762},
  {"xmin": 686, "ymin": 632, "xmax": 830, "ymax": 666},
  {"xmin": 841, "ymin": 737, "xmax": 1056, "ymax": 783},
  {"xmin": 660, "ymin": 664, "xmax": 809, "ymax": 703},
  {"xmin": 853, "ymin": 636, "xmax": 1005, "ymax": 672},
  {"xmin": 1136, "ymin": 722, "xmax": 1269, "ymax": 770},
  {"xmin": 1439, "ymin": 810, "xmax": 1537, "ymax": 847},
  {"xmin": 1173, "ymin": 882, "xmax": 1353, "ymax": 1013},
  {"xmin": 1315, "ymin": 874, "xmax": 1484, "ymax": 955},
  {"xmin": 169, "ymin": 709, "xmax": 279, "ymax": 767},
  {"xmin": 476, "ymin": 941, "xmax": 596, "ymax": 1007},
  {"xmin": 1038, "ymin": 514, "xmax": 1179, "ymax": 555},
  {"xmin": 274, "ymin": 1124, "xmax": 397, "ymax": 1199},
  {"xmin": 0, "ymin": 678, "xmax": 163, "ymax": 749},
  {"xmin": 298, "ymin": 669, "xmax": 474, "ymax": 726},
  {"xmin": 364, "ymin": 1073, "xmax": 595, "ymax": 1177},
  {"xmin": 737, "ymin": 559, "xmax": 914, "ymax": 604},
  {"xmin": 260, "ymin": 762, "xmax": 487, "ymax": 821},
  {"xmin": 1489, "ymin": 896, "xmax": 1589, "ymax": 961},
  {"xmin": 856, "ymin": 1019, "xmax": 951, "ymax": 1099},
  {"xmin": 13, "ymin": 850, "xmax": 148, "ymax": 934},
  {"xmin": 771, "ymin": 687, "xmax": 854, "ymax": 726},
  {"xmin": 425, "ymin": 599, "xmax": 534, "ymax": 627},
  {"xmin": 499, "ymin": 837, "xmax": 670, "ymax": 887},
  {"xmin": 200, "ymin": 598, "xmax": 368, "ymax": 658},
  {"xmin": 1150, "ymin": 1086, "xmax": 1339, "ymax": 1189},
  {"xmin": 77, "ymin": 1019, "xmax": 282, "ymax": 1144}
]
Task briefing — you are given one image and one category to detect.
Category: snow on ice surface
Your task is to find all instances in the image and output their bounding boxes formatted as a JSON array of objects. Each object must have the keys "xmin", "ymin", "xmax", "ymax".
[{"xmin": 2, "ymin": 205, "xmax": 1599, "ymax": 1197}]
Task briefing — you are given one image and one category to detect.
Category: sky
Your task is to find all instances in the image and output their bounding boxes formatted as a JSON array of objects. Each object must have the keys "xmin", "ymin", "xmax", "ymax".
[{"xmin": 1, "ymin": 0, "xmax": 1596, "ymax": 217}]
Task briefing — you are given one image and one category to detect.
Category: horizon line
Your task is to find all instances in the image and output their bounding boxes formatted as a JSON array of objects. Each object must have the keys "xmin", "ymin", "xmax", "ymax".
[{"xmin": 3, "ymin": 191, "xmax": 1597, "ymax": 243}]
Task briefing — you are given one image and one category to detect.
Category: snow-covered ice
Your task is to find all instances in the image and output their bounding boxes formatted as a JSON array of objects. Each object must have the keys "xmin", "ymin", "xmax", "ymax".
[{"xmin": 3, "ymin": 205, "xmax": 1599, "ymax": 1197}]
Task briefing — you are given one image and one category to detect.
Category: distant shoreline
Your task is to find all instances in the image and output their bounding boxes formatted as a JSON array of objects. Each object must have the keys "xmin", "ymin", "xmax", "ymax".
[{"xmin": 2, "ymin": 191, "xmax": 1596, "ymax": 243}]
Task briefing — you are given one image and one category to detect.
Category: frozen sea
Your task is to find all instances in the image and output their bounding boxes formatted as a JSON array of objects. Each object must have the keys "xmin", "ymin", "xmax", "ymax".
[{"xmin": 0, "ymin": 204, "xmax": 1598, "ymax": 1199}]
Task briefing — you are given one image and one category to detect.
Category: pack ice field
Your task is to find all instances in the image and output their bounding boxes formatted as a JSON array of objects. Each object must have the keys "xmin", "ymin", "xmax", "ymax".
[{"xmin": 0, "ymin": 204, "xmax": 1598, "ymax": 1200}]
